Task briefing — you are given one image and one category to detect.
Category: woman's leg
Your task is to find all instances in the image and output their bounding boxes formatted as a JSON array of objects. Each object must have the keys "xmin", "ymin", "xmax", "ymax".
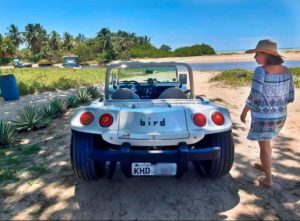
[{"xmin": 258, "ymin": 140, "xmax": 273, "ymax": 186}]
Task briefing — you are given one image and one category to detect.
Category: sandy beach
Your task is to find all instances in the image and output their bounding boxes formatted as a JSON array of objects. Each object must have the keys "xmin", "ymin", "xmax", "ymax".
[
  {"xmin": 0, "ymin": 70, "xmax": 299, "ymax": 220},
  {"xmin": 133, "ymin": 50, "xmax": 300, "ymax": 64}
]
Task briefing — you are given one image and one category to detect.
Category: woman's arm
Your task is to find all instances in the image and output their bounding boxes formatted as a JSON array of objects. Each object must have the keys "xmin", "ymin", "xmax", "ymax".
[
  {"xmin": 240, "ymin": 67, "xmax": 265, "ymax": 123},
  {"xmin": 240, "ymin": 105, "xmax": 251, "ymax": 123},
  {"xmin": 245, "ymin": 67, "xmax": 264, "ymax": 111}
]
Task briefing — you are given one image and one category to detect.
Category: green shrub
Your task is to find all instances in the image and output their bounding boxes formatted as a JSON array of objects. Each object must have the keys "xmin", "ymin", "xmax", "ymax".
[
  {"xmin": 129, "ymin": 44, "xmax": 174, "ymax": 58},
  {"xmin": 28, "ymin": 54, "xmax": 41, "ymax": 63},
  {"xmin": 98, "ymin": 50, "xmax": 117, "ymax": 64},
  {"xmin": 0, "ymin": 121, "xmax": 15, "ymax": 147},
  {"xmin": 71, "ymin": 43, "xmax": 94, "ymax": 62},
  {"xmin": 37, "ymin": 59, "xmax": 53, "ymax": 66},
  {"xmin": 18, "ymin": 81, "xmax": 30, "ymax": 96},
  {"xmin": 79, "ymin": 62, "xmax": 90, "ymax": 66},
  {"xmin": 0, "ymin": 58, "xmax": 10, "ymax": 65},
  {"xmin": 13, "ymin": 105, "xmax": 50, "ymax": 131},
  {"xmin": 290, "ymin": 67, "xmax": 300, "ymax": 88},
  {"xmin": 210, "ymin": 68, "xmax": 300, "ymax": 88},
  {"xmin": 53, "ymin": 77, "xmax": 81, "ymax": 90},
  {"xmin": 50, "ymin": 50, "xmax": 63, "ymax": 63},
  {"xmin": 174, "ymin": 44, "xmax": 216, "ymax": 57},
  {"xmin": 210, "ymin": 69, "xmax": 253, "ymax": 86}
]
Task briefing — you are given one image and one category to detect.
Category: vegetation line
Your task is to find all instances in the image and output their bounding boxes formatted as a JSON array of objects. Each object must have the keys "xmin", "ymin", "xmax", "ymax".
[
  {"xmin": 0, "ymin": 24, "xmax": 216, "ymax": 65},
  {"xmin": 210, "ymin": 68, "xmax": 300, "ymax": 88}
]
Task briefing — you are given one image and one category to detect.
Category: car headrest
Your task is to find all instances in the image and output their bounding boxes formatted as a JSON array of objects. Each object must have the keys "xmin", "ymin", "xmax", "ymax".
[
  {"xmin": 159, "ymin": 88, "xmax": 187, "ymax": 99},
  {"xmin": 111, "ymin": 88, "xmax": 140, "ymax": 99}
]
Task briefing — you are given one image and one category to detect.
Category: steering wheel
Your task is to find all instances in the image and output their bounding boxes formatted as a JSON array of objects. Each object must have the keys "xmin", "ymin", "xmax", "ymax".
[
  {"xmin": 126, "ymin": 80, "xmax": 139, "ymax": 85},
  {"xmin": 119, "ymin": 80, "xmax": 140, "ymax": 92},
  {"xmin": 119, "ymin": 80, "xmax": 139, "ymax": 85}
]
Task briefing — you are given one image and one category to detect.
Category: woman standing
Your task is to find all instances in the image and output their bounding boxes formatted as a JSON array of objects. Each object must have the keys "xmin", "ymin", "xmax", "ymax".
[{"xmin": 240, "ymin": 39, "xmax": 295, "ymax": 187}]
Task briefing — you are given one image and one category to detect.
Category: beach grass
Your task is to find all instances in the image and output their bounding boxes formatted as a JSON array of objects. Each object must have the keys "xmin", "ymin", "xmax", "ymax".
[
  {"xmin": 1, "ymin": 67, "xmax": 299, "ymax": 98},
  {"xmin": 210, "ymin": 67, "xmax": 300, "ymax": 88},
  {"xmin": 0, "ymin": 68, "xmax": 106, "ymax": 96}
]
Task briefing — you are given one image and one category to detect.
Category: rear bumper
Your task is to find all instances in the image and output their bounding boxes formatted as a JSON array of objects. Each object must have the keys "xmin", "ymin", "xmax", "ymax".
[
  {"xmin": 89, "ymin": 142, "xmax": 220, "ymax": 162},
  {"xmin": 89, "ymin": 142, "xmax": 220, "ymax": 177}
]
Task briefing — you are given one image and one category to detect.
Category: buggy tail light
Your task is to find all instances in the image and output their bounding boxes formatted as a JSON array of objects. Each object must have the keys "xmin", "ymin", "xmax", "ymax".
[
  {"xmin": 80, "ymin": 112, "xmax": 94, "ymax": 125},
  {"xmin": 99, "ymin": 113, "xmax": 113, "ymax": 127},
  {"xmin": 193, "ymin": 113, "xmax": 207, "ymax": 127},
  {"xmin": 212, "ymin": 111, "xmax": 225, "ymax": 126}
]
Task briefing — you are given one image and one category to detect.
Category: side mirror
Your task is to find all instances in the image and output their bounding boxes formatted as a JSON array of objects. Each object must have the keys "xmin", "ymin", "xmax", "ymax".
[{"xmin": 179, "ymin": 74, "xmax": 187, "ymax": 85}]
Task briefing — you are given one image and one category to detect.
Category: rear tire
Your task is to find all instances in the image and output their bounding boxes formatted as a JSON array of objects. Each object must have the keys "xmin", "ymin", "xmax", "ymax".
[
  {"xmin": 193, "ymin": 130, "xmax": 234, "ymax": 178},
  {"xmin": 70, "ymin": 131, "xmax": 105, "ymax": 180}
]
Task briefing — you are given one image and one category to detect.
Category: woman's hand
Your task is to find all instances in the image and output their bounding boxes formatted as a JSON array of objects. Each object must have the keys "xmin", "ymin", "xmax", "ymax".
[
  {"xmin": 240, "ymin": 111, "xmax": 247, "ymax": 123},
  {"xmin": 240, "ymin": 105, "xmax": 250, "ymax": 123}
]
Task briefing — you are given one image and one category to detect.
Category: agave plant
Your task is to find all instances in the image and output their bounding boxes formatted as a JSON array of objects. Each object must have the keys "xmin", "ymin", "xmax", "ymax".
[
  {"xmin": 40, "ymin": 105, "xmax": 58, "ymax": 119},
  {"xmin": 0, "ymin": 120, "xmax": 15, "ymax": 147},
  {"xmin": 65, "ymin": 95, "xmax": 79, "ymax": 108},
  {"xmin": 13, "ymin": 105, "xmax": 50, "ymax": 131},
  {"xmin": 41, "ymin": 99, "xmax": 67, "ymax": 119},
  {"xmin": 86, "ymin": 86, "xmax": 102, "ymax": 99},
  {"xmin": 50, "ymin": 99, "xmax": 67, "ymax": 114},
  {"xmin": 75, "ymin": 88, "xmax": 92, "ymax": 104}
]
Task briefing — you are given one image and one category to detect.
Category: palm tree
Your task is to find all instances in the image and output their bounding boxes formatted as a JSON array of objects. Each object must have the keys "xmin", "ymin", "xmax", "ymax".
[
  {"xmin": 76, "ymin": 33, "xmax": 86, "ymax": 43},
  {"xmin": 23, "ymin": 23, "xmax": 47, "ymax": 53},
  {"xmin": 120, "ymin": 32, "xmax": 136, "ymax": 50},
  {"xmin": 96, "ymin": 28, "xmax": 113, "ymax": 52},
  {"xmin": 0, "ymin": 35, "xmax": 16, "ymax": 57},
  {"xmin": 116, "ymin": 30, "xmax": 129, "ymax": 38},
  {"xmin": 6, "ymin": 24, "xmax": 23, "ymax": 49},
  {"xmin": 137, "ymin": 35, "xmax": 151, "ymax": 45},
  {"xmin": 40, "ymin": 44, "xmax": 51, "ymax": 59},
  {"xmin": 159, "ymin": 44, "xmax": 172, "ymax": 52},
  {"xmin": 49, "ymin": 31, "xmax": 61, "ymax": 51},
  {"xmin": 143, "ymin": 35, "xmax": 151, "ymax": 44},
  {"xmin": 23, "ymin": 23, "xmax": 34, "ymax": 51},
  {"xmin": 62, "ymin": 32, "xmax": 74, "ymax": 51},
  {"xmin": 0, "ymin": 34, "xmax": 4, "ymax": 56}
]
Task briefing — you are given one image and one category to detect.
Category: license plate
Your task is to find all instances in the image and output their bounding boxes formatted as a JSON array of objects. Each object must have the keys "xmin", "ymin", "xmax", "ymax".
[{"xmin": 132, "ymin": 162, "xmax": 177, "ymax": 176}]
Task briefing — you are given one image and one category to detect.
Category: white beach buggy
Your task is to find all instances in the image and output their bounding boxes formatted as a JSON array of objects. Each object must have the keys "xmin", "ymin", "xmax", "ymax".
[{"xmin": 70, "ymin": 62, "xmax": 234, "ymax": 180}]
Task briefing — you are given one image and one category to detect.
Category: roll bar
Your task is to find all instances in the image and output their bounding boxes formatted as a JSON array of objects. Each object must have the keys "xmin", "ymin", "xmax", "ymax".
[{"xmin": 104, "ymin": 62, "xmax": 194, "ymax": 99}]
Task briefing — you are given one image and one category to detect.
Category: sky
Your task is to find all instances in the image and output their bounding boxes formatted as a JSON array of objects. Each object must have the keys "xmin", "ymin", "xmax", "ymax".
[{"xmin": 0, "ymin": 0, "xmax": 300, "ymax": 51}]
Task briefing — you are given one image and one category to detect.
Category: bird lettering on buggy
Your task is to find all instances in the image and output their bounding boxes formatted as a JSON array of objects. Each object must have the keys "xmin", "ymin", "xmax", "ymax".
[{"xmin": 140, "ymin": 118, "xmax": 166, "ymax": 126}]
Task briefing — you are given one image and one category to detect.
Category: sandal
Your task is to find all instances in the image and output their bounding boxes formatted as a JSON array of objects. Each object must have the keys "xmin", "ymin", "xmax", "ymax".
[{"xmin": 257, "ymin": 176, "xmax": 272, "ymax": 188}]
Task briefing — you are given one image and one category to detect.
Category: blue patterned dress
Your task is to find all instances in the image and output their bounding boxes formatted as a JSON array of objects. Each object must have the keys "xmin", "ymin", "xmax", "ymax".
[{"xmin": 246, "ymin": 66, "xmax": 295, "ymax": 141}]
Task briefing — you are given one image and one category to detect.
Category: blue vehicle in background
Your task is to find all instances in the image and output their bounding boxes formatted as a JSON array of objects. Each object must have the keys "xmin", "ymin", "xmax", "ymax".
[
  {"xmin": 13, "ymin": 59, "xmax": 33, "ymax": 68},
  {"xmin": 63, "ymin": 55, "xmax": 81, "ymax": 69}
]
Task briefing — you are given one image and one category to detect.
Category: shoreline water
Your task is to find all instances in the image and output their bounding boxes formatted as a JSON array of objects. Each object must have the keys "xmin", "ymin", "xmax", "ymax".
[
  {"xmin": 134, "ymin": 51, "xmax": 300, "ymax": 64},
  {"xmin": 1, "ymin": 51, "xmax": 300, "ymax": 71}
]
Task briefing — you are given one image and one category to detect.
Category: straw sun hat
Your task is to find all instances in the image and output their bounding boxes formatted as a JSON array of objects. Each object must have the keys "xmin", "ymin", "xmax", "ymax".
[{"xmin": 245, "ymin": 39, "xmax": 283, "ymax": 57}]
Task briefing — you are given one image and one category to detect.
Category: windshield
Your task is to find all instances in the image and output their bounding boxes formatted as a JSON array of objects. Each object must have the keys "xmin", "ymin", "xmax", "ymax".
[{"xmin": 116, "ymin": 66, "xmax": 178, "ymax": 84}]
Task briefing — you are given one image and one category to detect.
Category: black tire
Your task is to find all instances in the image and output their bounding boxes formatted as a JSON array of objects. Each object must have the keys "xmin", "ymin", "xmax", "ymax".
[
  {"xmin": 70, "ymin": 130, "xmax": 105, "ymax": 180},
  {"xmin": 193, "ymin": 130, "xmax": 234, "ymax": 178}
]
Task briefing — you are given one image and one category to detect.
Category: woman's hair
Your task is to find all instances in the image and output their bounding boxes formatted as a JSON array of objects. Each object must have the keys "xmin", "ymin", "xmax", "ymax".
[{"xmin": 265, "ymin": 54, "xmax": 284, "ymax": 65}]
